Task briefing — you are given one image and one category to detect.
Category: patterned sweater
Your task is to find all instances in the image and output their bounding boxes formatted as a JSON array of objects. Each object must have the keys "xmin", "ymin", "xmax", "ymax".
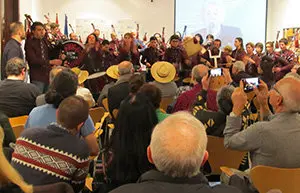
[{"xmin": 11, "ymin": 124, "xmax": 90, "ymax": 193}]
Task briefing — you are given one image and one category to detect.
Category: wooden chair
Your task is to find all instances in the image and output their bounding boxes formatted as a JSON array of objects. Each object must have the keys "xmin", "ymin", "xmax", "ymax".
[
  {"xmin": 102, "ymin": 98, "xmax": 109, "ymax": 112},
  {"xmin": 12, "ymin": 124, "xmax": 25, "ymax": 139},
  {"xmin": 89, "ymin": 107, "xmax": 105, "ymax": 125},
  {"xmin": 207, "ymin": 136, "xmax": 246, "ymax": 175},
  {"xmin": 160, "ymin": 97, "xmax": 174, "ymax": 112},
  {"xmin": 250, "ymin": 165, "xmax": 300, "ymax": 193},
  {"xmin": 9, "ymin": 115, "xmax": 28, "ymax": 127}
]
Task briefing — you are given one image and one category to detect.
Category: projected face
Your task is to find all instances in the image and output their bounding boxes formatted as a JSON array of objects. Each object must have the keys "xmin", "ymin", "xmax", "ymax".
[{"xmin": 203, "ymin": 0, "xmax": 225, "ymax": 34}]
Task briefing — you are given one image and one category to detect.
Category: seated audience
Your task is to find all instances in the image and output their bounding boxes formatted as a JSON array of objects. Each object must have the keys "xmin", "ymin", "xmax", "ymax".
[
  {"xmin": 128, "ymin": 73, "xmax": 145, "ymax": 96},
  {"xmin": 258, "ymin": 56, "xmax": 275, "ymax": 89},
  {"xmin": 97, "ymin": 65, "xmax": 118, "ymax": 105},
  {"xmin": 107, "ymin": 61, "xmax": 133, "ymax": 115},
  {"xmin": 193, "ymin": 70, "xmax": 256, "ymax": 136},
  {"xmin": 231, "ymin": 61, "xmax": 251, "ymax": 87},
  {"xmin": 36, "ymin": 66, "xmax": 66, "ymax": 106},
  {"xmin": 172, "ymin": 64, "xmax": 208, "ymax": 112},
  {"xmin": 72, "ymin": 67, "xmax": 95, "ymax": 108},
  {"xmin": 110, "ymin": 112, "xmax": 242, "ymax": 193},
  {"xmin": 224, "ymin": 77, "xmax": 300, "ymax": 168},
  {"xmin": 151, "ymin": 61, "xmax": 178, "ymax": 98},
  {"xmin": 12, "ymin": 96, "xmax": 90, "ymax": 193},
  {"xmin": 104, "ymin": 93, "xmax": 158, "ymax": 191},
  {"xmin": 25, "ymin": 69, "xmax": 99, "ymax": 156},
  {"xmin": 0, "ymin": 57, "xmax": 40, "ymax": 117},
  {"xmin": 139, "ymin": 83, "xmax": 169, "ymax": 122}
]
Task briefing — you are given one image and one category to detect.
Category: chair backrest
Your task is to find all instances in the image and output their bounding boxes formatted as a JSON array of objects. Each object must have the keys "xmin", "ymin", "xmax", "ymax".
[
  {"xmin": 102, "ymin": 98, "xmax": 109, "ymax": 112},
  {"xmin": 12, "ymin": 124, "xmax": 25, "ymax": 139},
  {"xmin": 160, "ymin": 97, "xmax": 173, "ymax": 112},
  {"xmin": 250, "ymin": 165, "xmax": 300, "ymax": 193},
  {"xmin": 89, "ymin": 107, "xmax": 105, "ymax": 125},
  {"xmin": 207, "ymin": 136, "xmax": 246, "ymax": 174},
  {"xmin": 9, "ymin": 115, "xmax": 28, "ymax": 127}
]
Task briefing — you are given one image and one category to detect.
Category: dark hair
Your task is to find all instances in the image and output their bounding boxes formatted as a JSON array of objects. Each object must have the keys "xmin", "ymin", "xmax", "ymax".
[
  {"xmin": 195, "ymin": 33, "xmax": 204, "ymax": 44},
  {"xmin": 139, "ymin": 83, "xmax": 162, "ymax": 109},
  {"xmin": 170, "ymin": 34, "xmax": 180, "ymax": 41},
  {"xmin": 57, "ymin": 96, "xmax": 89, "ymax": 129},
  {"xmin": 266, "ymin": 41, "xmax": 274, "ymax": 48},
  {"xmin": 206, "ymin": 34, "xmax": 214, "ymax": 40},
  {"xmin": 85, "ymin": 33, "xmax": 98, "ymax": 44},
  {"xmin": 31, "ymin": 22, "xmax": 44, "ymax": 31},
  {"xmin": 255, "ymin": 42, "xmax": 264, "ymax": 50},
  {"xmin": 108, "ymin": 93, "xmax": 157, "ymax": 183},
  {"xmin": 102, "ymin": 39, "xmax": 110, "ymax": 46},
  {"xmin": 45, "ymin": 69, "xmax": 78, "ymax": 108},
  {"xmin": 6, "ymin": 57, "xmax": 27, "ymax": 76},
  {"xmin": 150, "ymin": 36, "xmax": 157, "ymax": 41},
  {"xmin": 279, "ymin": 38, "xmax": 288, "ymax": 45},
  {"xmin": 214, "ymin": 39, "xmax": 221, "ymax": 45},
  {"xmin": 129, "ymin": 74, "xmax": 145, "ymax": 94},
  {"xmin": 235, "ymin": 37, "xmax": 244, "ymax": 50},
  {"xmin": 246, "ymin": 42, "xmax": 255, "ymax": 48},
  {"xmin": 260, "ymin": 56, "xmax": 275, "ymax": 83}
]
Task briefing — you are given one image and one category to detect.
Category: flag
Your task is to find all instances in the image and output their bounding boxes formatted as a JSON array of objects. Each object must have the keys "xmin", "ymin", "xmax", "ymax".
[
  {"xmin": 64, "ymin": 14, "xmax": 68, "ymax": 36},
  {"xmin": 56, "ymin": 13, "xmax": 59, "ymax": 24}
]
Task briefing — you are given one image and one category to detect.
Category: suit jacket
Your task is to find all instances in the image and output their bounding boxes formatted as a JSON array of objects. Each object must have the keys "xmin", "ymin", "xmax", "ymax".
[{"xmin": 107, "ymin": 82, "xmax": 130, "ymax": 116}]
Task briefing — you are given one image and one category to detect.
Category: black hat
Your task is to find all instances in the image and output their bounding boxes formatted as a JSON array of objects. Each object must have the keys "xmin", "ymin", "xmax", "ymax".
[{"xmin": 170, "ymin": 34, "xmax": 180, "ymax": 41}]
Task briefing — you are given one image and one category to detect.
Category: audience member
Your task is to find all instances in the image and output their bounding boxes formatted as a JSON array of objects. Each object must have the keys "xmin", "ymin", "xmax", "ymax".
[
  {"xmin": 258, "ymin": 56, "xmax": 275, "ymax": 89},
  {"xmin": 2, "ymin": 22, "xmax": 26, "ymax": 80},
  {"xmin": 139, "ymin": 83, "xmax": 169, "ymax": 122},
  {"xmin": 224, "ymin": 77, "xmax": 300, "ymax": 168},
  {"xmin": 151, "ymin": 61, "xmax": 178, "ymax": 98},
  {"xmin": 12, "ymin": 96, "xmax": 91, "ymax": 193},
  {"xmin": 231, "ymin": 61, "xmax": 251, "ymax": 86},
  {"xmin": 107, "ymin": 61, "xmax": 133, "ymax": 115},
  {"xmin": 25, "ymin": 69, "xmax": 99, "ymax": 156},
  {"xmin": 36, "ymin": 66, "xmax": 66, "ymax": 106},
  {"xmin": 72, "ymin": 67, "xmax": 95, "ymax": 108},
  {"xmin": 172, "ymin": 64, "xmax": 208, "ymax": 112},
  {"xmin": 110, "ymin": 112, "xmax": 242, "ymax": 193},
  {"xmin": 128, "ymin": 73, "xmax": 145, "ymax": 96},
  {"xmin": 0, "ymin": 57, "xmax": 40, "ymax": 117},
  {"xmin": 104, "ymin": 93, "xmax": 158, "ymax": 191}
]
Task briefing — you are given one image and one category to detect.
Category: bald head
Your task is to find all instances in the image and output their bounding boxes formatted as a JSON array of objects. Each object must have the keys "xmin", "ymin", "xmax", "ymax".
[
  {"xmin": 276, "ymin": 77, "xmax": 300, "ymax": 112},
  {"xmin": 192, "ymin": 64, "xmax": 209, "ymax": 84},
  {"xmin": 150, "ymin": 112, "xmax": 207, "ymax": 178},
  {"xmin": 118, "ymin": 61, "xmax": 133, "ymax": 76}
]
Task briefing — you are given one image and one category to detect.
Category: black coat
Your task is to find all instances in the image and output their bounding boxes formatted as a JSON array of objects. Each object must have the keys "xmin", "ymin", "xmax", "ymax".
[
  {"xmin": 110, "ymin": 170, "xmax": 242, "ymax": 193},
  {"xmin": 107, "ymin": 82, "xmax": 130, "ymax": 116}
]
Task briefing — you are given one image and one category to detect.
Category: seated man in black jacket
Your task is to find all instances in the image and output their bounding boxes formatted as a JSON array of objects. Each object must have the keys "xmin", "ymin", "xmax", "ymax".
[{"xmin": 110, "ymin": 112, "xmax": 242, "ymax": 193}]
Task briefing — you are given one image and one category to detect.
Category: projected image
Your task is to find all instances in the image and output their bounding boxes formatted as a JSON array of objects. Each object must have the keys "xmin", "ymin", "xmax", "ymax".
[{"xmin": 175, "ymin": 0, "xmax": 267, "ymax": 47}]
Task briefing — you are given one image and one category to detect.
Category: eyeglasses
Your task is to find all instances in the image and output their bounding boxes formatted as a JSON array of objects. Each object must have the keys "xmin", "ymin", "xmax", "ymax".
[{"xmin": 271, "ymin": 84, "xmax": 282, "ymax": 97}]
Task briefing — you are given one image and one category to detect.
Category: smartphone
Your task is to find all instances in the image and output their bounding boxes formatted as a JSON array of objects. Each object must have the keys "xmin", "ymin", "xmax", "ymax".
[
  {"xmin": 209, "ymin": 68, "xmax": 223, "ymax": 77},
  {"xmin": 242, "ymin": 77, "xmax": 260, "ymax": 92}
]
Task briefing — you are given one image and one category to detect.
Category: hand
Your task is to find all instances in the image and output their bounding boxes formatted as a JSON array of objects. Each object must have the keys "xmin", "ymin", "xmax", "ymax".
[
  {"xmin": 50, "ymin": 59, "xmax": 62, "ymax": 66},
  {"xmin": 146, "ymin": 62, "xmax": 151, "ymax": 68},
  {"xmin": 201, "ymin": 74, "xmax": 210, "ymax": 91},
  {"xmin": 273, "ymin": 67, "xmax": 281, "ymax": 73},
  {"xmin": 231, "ymin": 81, "xmax": 248, "ymax": 116},
  {"xmin": 223, "ymin": 68, "xmax": 232, "ymax": 84},
  {"xmin": 254, "ymin": 79, "xmax": 269, "ymax": 107}
]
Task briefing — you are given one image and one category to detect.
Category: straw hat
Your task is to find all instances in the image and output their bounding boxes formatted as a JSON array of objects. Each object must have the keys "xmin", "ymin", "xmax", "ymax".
[
  {"xmin": 151, "ymin": 62, "xmax": 176, "ymax": 83},
  {"xmin": 106, "ymin": 65, "xmax": 119, "ymax": 80},
  {"xmin": 71, "ymin": 67, "xmax": 89, "ymax": 85}
]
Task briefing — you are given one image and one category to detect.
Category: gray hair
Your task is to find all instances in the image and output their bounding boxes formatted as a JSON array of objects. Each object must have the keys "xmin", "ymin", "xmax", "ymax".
[
  {"xmin": 150, "ymin": 112, "xmax": 207, "ymax": 178},
  {"xmin": 9, "ymin": 22, "xmax": 23, "ymax": 35},
  {"xmin": 216, "ymin": 85, "xmax": 235, "ymax": 114},
  {"xmin": 6, "ymin": 57, "xmax": 26, "ymax": 76},
  {"xmin": 192, "ymin": 64, "xmax": 208, "ymax": 83},
  {"xmin": 284, "ymin": 72, "xmax": 300, "ymax": 80},
  {"xmin": 233, "ymin": 61, "xmax": 245, "ymax": 72},
  {"xmin": 118, "ymin": 61, "xmax": 133, "ymax": 75}
]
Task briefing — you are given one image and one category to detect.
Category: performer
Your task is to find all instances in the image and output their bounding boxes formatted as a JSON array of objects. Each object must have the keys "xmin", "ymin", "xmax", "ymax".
[
  {"xmin": 245, "ymin": 42, "xmax": 260, "ymax": 76},
  {"xmin": 255, "ymin": 42, "xmax": 264, "ymax": 59},
  {"xmin": 100, "ymin": 40, "xmax": 118, "ymax": 71},
  {"xmin": 141, "ymin": 36, "xmax": 162, "ymax": 67},
  {"xmin": 273, "ymin": 38, "xmax": 296, "ymax": 81},
  {"xmin": 164, "ymin": 34, "xmax": 190, "ymax": 78},
  {"xmin": 25, "ymin": 22, "xmax": 62, "ymax": 93},
  {"xmin": 265, "ymin": 41, "xmax": 279, "ymax": 61},
  {"xmin": 231, "ymin": 37, "xmax": 246, "ymax": 62},
  {"xmin": 2, "ymin": 22, "xmax": 26, "ymax": 80},
  {"xmin": 109, "ymin": 32, "xmax": 120, "ymax": 54},
  {"xmin": 69, "ymin": 32, "xmax": 78, "ymax": 41},
  {"xmin": 118, "ymin": 32, "xmax": 140, "ymax": 68}
]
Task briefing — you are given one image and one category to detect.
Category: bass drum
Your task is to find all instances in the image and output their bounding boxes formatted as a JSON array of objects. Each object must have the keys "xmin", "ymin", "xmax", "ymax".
[{"xmin": 62, "ymin": 40, "xmax": 85, "ymax": 68}]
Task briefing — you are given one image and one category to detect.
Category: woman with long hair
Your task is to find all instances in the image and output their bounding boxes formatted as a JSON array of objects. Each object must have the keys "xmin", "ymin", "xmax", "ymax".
[
  {"xmin": 118, "ymin": 32, "xmax": 140, "ymax": 68},
  {"xmin": 106, "ymin": 93, "xmax": 158, "ymax": 189},
  {"xmin": 231, "ymin": 37, "xmax": 246, "ymax": 62}
]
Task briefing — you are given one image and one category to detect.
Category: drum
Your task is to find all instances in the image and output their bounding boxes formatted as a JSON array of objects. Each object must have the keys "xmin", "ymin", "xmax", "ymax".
[{"xmin": 62, "ymin": 40, "xmax": 85, "ymax": 68}]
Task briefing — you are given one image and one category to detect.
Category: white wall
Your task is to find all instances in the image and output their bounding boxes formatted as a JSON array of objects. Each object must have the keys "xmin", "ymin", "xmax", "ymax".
[
  {"xmin": 267, "ymin": 0, "xmax": 300, "ymax": 42},
  {"xmin": 19, "ymin": 0, "xmax": 175, "ymax": 41}
]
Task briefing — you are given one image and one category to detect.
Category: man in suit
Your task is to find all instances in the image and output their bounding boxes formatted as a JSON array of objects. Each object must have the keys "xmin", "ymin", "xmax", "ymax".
[{"xmin": 107, "ymin": 61, "xmax": 133, "ymax": 116}]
